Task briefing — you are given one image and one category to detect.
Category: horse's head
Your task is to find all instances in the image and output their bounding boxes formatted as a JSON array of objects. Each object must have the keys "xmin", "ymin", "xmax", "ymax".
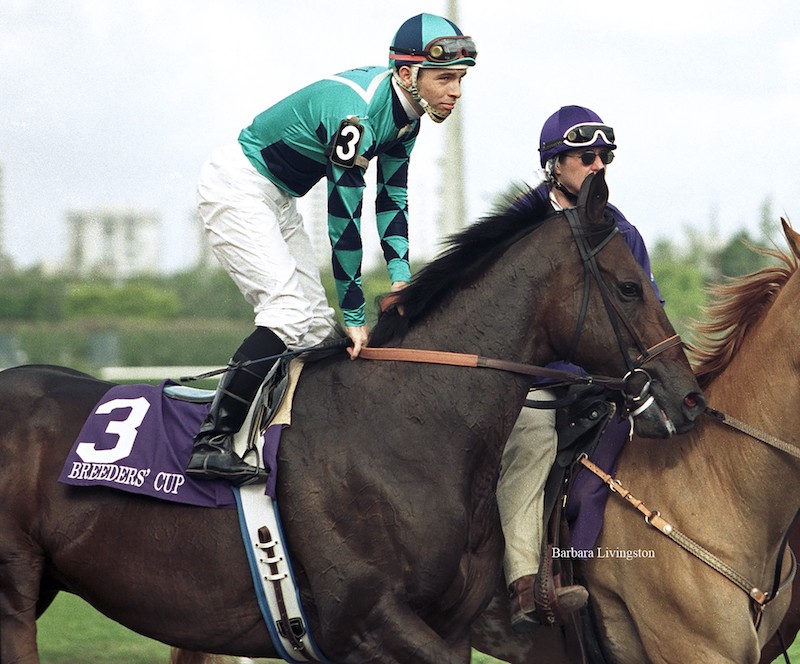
[
  {"xmin": 370, "ymin": 170, "xmax": 703, "ymax": 438},
  {"xmin": 542, "ymin": 170, "xmax": 705, "ymax": 438}
]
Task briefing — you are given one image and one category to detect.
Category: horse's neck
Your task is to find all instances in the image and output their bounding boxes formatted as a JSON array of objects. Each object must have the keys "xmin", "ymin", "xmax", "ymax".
[
  {"xmin": 705, "ymin": 323, "xmax": 799, "ymax": 488},
  {"xmin": 631, "ymin": 324, "xmax": 800, "ymax": 568},
  {"xmin": 403, "ymin": 241, "xmax": 555, "ymax": 366},
  {"xmin": 397, "ymin": 242, "xmax": 558, "ymax": 529}
]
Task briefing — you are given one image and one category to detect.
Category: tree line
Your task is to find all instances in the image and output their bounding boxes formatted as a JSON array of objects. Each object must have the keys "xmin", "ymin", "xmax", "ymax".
[{"xmin": 0, "ymin": 199, "xmax": 784, "ymax": 371}]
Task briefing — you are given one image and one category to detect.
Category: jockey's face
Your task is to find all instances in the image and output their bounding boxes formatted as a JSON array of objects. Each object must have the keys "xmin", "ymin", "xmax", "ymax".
[
  {"xmin": 553, "ymin": 147, "xmax": 610, "ymax": 206},
  {"xmin": 396, "ymin": 66, "xmax": 466, "ymax": 119},
  {"xmin": 416, "ymin": 67, "xmax": 466, "ymax": 118}
]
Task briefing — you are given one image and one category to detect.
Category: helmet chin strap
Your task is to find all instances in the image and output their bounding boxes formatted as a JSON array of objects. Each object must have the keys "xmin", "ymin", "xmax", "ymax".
[
  {"xmin": 420, "ymin": 98, "xmax": 448, "ymax": 123},
  {"xmin": 393, "ymin": 66, "xmax": 449, "ymax": 123},
  {"xmin": 545, "ymin": 157, "xmax": 579, "ymax": 205},
  {"xmin": 553, "ymin": 178, "xmax": 579, "ymax": 204}
]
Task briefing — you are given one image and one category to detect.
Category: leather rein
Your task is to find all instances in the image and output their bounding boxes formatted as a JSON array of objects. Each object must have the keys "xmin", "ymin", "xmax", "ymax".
[
  {"xmin": 579, "ymin": 407, "xmax": 800, "ymax": 627},
  {"xmin": 357, "ymin": 337, "xmax": 680, "ymax": 394}
]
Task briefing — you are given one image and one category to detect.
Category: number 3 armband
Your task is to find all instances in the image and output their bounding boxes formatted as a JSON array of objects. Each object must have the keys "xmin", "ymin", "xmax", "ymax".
[{"xmin": 328, "ymin": 117, "xmax": 369, "ymax": 170}]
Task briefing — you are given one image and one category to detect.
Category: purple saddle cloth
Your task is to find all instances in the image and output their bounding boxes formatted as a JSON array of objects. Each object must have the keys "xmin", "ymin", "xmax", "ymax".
[
  {"xmin": 59, "ymin": 381, "xmax": 237, "ymax": 508},
  {"xmin": 564, "ymin": 416, "xmax": 630, "ymax": 551}
]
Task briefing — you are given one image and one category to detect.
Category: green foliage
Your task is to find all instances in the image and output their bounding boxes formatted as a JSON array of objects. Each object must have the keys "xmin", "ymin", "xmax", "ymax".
[
  {"xmin": 712, "ymin": 229, "xmax": 772, "ymax": 279},
  {"xmin": 3, "ymin": 318, "xmax": 253, "ymax": 373},
  {"xmin": 66, "ymin": 280, "xmax": 180, "ymax": 319},
  {"xmin": 0, "ymin": 267, "xmax": 67, "ymax": 321},
  {"xmin": 0, "ymin": 264, "xmax": 398, "ymax": 371},
  {"xmin": 170, "ymin": 268, "xmax": 254, "ymax": 319},
  {"xmin": 649, "ymin": 238, "xmax": 707, "ymax": 338}
]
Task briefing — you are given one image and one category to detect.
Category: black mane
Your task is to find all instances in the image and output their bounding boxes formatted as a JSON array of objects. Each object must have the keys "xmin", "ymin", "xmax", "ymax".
[{"xmin": 370, "ymin": 183, "xmax": 553, "ymax": 346}]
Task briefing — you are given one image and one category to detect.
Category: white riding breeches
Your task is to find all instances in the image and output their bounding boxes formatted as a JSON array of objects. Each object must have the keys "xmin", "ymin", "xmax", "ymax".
[
  {"xmin": 197, "ymin": 142, "xmax": 339, "ymax": 348},
  {"xmin": 497, "ymin": 389, "xmax": 558, "ymax": 586}
]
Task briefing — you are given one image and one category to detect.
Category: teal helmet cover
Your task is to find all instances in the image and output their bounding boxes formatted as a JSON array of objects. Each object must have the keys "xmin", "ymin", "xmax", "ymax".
[{"xmin": 389, "ymin": 13, "xmax": 477, "ymax": 69}]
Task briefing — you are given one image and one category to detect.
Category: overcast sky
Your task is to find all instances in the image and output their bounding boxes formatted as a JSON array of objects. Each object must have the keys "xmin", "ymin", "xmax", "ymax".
[{"xmin": 2, "ymin": 0, "xmax": 799, "ymax": 273}]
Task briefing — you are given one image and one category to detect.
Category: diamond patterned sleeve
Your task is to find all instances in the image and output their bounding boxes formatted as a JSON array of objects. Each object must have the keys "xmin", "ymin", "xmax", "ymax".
[
  {"xmin": 326, "ymin": 161, "xmax": 368, "ymax": 327},
  {"xmin": 375, "ymin": 137, "xmax": 415, "ymax": 284}
]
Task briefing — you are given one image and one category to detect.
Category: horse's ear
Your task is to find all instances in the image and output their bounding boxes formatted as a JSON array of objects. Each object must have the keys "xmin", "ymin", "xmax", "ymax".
[
  {"xmin": 782, "ymin": 218, "xmax": 800, "ymax": 261},
  {"xmin": 577, "ymin": 170, "xmax": 609, "ymax": 226}
]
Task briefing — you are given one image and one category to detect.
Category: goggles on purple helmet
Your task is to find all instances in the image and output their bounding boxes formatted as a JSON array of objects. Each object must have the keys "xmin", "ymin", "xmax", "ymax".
[{"xmin": 540, "ymin": 122, "xmax": 616, "ymax": 152}]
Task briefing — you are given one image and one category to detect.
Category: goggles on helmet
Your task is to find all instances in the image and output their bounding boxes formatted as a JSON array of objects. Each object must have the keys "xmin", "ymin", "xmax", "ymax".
[
  {"xmin": 541, "ymin": 122, "xmax": 616, "ymax": 152},
  {"xmin": 390, "ymin": 36, "xmax": 477, "ymax": 64}
]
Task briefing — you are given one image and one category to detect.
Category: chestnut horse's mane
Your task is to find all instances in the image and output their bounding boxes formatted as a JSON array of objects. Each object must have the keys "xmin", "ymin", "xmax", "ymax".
[{"xmin": 687, "ymin": 239, "xmax": 798, "ymax": 389}]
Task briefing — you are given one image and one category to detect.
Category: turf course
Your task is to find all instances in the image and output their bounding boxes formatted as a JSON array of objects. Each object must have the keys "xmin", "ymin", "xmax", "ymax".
[{"xmin": 36, "ymin": 592, "xmax": 800, "ymax": 663}]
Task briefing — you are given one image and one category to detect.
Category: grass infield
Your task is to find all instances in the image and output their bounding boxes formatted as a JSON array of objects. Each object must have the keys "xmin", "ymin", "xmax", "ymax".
[{"xmin": 35, "ymin": 592, "xmax": 800, "ymax": 663}]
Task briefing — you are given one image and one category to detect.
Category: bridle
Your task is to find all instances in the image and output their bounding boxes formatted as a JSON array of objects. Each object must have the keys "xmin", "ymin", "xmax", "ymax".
[{"xmin": 554, "ymin": 205, "xmax": 682, "ymax": 423}]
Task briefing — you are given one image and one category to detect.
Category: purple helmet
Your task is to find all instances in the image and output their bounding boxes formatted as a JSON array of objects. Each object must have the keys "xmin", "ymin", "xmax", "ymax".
[{"xmin": 538, "ymin": 105, "xmax": 617, "ymax": 167}]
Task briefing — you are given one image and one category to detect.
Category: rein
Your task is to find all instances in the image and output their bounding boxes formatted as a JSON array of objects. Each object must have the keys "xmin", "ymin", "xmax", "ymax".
[
  {"xmin": 357, "ymin": 336, "xmax": 681, "ymax": 395},
  {"xmin": 358, "ymin": 347, "xmax": 622, "ymax": 389},
  {"xmin": 579, "ymin": 405, "xmax": 800, "ymax": 627},
  {"xmin": 704, "ymin": 406, "xmax": 800, "ymax": 461}
]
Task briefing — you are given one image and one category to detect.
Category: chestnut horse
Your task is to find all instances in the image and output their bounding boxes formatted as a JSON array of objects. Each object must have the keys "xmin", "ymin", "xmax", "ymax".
[
  {"xmin": 0, "ymin": 172, "xmax": 703, "ymax": 663},
  {"xmin": 471, "ymin": 220, "xmax": 800, "ymax": 664}
]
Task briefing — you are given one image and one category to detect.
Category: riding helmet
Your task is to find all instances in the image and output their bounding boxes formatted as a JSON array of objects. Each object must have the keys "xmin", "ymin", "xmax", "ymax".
[{"xmin": 538, "ymin": 105, "xmax": 617, "ymax": 167}]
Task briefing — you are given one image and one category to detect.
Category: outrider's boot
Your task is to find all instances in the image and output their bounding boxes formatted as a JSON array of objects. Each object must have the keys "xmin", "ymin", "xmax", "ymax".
[
  {"xmin": 508, "ymin": 574, "xmax": 588, "ymax": 633},
  {"xmin": 186, "ymin": 327, "xmax": 285, "ymax": 486}
]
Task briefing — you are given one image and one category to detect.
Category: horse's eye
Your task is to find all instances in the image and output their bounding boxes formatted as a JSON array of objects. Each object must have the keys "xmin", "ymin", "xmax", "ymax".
[{"xmin": 619, "ymin": 282, "xmax": 641, "ymax": 299}]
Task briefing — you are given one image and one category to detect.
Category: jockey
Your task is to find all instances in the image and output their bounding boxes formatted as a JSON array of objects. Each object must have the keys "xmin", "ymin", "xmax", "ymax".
[
  {"xmin": 498, "ymin": 105, "xmax": 663, "ymax": 632},
  {"xmin": 186, "ymin": 14, "xmax": 477, "ymax": 486}
]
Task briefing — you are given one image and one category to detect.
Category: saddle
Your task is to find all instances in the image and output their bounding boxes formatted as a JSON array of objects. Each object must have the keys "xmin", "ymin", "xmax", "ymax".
[{"xmin": 532, "ymin": 383, "xmax": 615, "ymax": 663}]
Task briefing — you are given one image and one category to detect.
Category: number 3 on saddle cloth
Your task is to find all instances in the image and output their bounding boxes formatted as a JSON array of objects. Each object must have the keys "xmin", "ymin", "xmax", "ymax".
[
  {"xmin": 58, "ymin": 359, "xmax": 290, "ymax": 505},
  {"xmin": 530, "ymin": 383, "xmax": 628, "ymax": 629},
  {"xmin": 58, "ymin": 358, "xmax": 331, "ymax": 663}
]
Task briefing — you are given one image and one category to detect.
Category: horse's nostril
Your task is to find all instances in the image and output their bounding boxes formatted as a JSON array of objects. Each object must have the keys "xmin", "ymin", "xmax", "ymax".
[{"xmin": 683, "ymin": 392, "xmax": 706, "ymax": 414}]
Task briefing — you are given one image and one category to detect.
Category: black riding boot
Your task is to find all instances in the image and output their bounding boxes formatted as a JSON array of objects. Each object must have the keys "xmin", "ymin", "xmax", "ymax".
[{"xmin": 186, "ymin": 327, "xmax": 286, "ymax": 486}]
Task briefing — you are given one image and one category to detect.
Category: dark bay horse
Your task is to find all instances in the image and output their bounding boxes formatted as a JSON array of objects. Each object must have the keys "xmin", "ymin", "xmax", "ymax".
[
  {"xmin": 471, "ymin": 220, "xmax": 800, "ymax": 664},
  {"xmin": 0, "ymin": 172, "xmax": 703, "ymax": 664}
]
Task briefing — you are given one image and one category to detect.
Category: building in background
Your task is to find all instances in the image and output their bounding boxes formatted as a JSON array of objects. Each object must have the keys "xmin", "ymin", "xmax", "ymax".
[{"xmin": 66, "ymin": 207, "xmax": 161, "ymax": 280}]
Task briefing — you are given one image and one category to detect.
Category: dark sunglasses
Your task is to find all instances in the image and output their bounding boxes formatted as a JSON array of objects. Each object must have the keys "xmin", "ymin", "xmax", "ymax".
[
  {"xmin": 392, "ymin": 36, "xmax": 477, "ymax": 63},
  {"xmin": 569, "ymin": 150, "xmax": 615, "ymax": 166}
]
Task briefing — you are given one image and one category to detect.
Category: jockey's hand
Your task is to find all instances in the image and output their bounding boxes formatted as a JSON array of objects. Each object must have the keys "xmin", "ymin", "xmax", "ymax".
[
  {"xmin": 380, "ymin": 280, "xmax": 408, "ymax": 314},
  {"xmin": 345, "ymin": 325, "xmax": 370, "ymax": 359}
]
